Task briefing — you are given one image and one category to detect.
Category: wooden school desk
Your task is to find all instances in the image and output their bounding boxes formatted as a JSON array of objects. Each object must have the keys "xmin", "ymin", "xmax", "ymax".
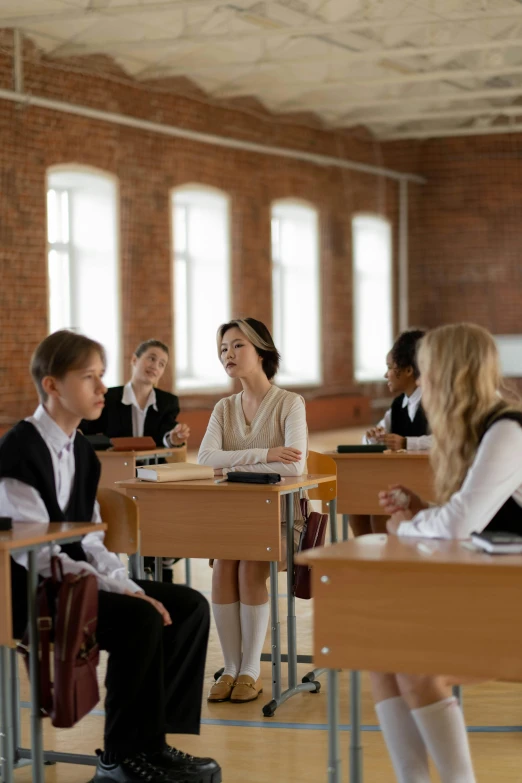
[
  {"xmin": 118, "ymin": 473, "xmax": 335, "ymax": 716},
  {"xmin": 0, "ymin": 522, "xmax": 107, "ymax": 783},
  {"xmin": 325, "ymin": 451, "xmax": 435, "ymax": 539},
  {"xmin": 296, "ymin": 535, "xmax": 522, "ymax": 783}
]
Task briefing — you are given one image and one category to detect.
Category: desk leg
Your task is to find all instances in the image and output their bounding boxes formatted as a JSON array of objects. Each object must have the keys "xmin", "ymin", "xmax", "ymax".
[
  {"xmin": 327, "ymin": 669, "xmax": 341, "ymax": 783},
  {"xmin": 0, "ymin": 645, "xmax": 14, "ymax": 782},
  {"xmin": 154, "ymin": 557, "xmax": 162, "ymax": 582},
  {"xmin": 328, "ymin": 498, "xmax": 338, "ymax": 544},
  {"xmin": 453, "ymin": 684, "xmax": 463, "ymax": 707},
  {"xmin": 349, "ymin": 671, "xmax": 363, "ymax": 783},
  {"xmin": 263, "ymin": 492, "xmax": 319, "ymax": 717},
  {"xmin": 10, "ymin": 649, "xmax": 20, "ymax": 763},
  {"xmin": 27, "ymin": 551, "xmax": 44, "ymax": 783},
  {"xmin": 342, "ymin": 515, "xmax": 349, "ymax": 542},
  {"xmin": 269, "ymin": 560, "xmax": 281, "ymax": 703},
  {"xmin": 286, "ymin": 493, "xmax": 297, "ymax": 691},
  {"xmin": 184, "ymin": 559, "xmax": 192, "ymax": 587}
]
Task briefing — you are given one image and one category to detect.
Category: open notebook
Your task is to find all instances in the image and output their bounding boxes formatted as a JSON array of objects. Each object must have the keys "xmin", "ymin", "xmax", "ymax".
[{"xmin": 136, "ymin": 462, "xmax": 214, "ymax": 482}]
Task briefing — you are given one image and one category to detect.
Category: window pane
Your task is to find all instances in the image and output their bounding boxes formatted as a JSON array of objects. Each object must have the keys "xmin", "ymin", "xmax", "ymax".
[
  {"xmin": 353, "ymin": 216, "xmax": 392, "ymax": 382},
  {"xmin": 173, "ymin": 188, "xmax": 231, "ymax": 390},
  {"xmin": 48, "ymin": 249, "xmax": 71, "ymax": 333},
  {"xmin": 47, "ymin": 170, "xmax": 121, "ymax": 387},
  {"xmin": 271, "ymin": 202, "xmax": 321, "ymax": 385},
  {"xmin": 175, "ymin": 258, "xmax": 188, "ymax": 376}
]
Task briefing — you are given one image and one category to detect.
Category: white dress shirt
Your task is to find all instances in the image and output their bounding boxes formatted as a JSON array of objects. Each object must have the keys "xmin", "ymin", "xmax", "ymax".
[
  {"xmin": 363, "ymin": 387, "xmax": 433, "ymax": 451},
  {"xmin": 122, "ymin": 381, "xmax": 174, "ymax": 448},
  {"xmin": 0, "ymin": 405, "xmax": 142, "ymax": 594},
  {"xmin": 397, "ymin": 419, "xmax": 522, "ymax": 539}
]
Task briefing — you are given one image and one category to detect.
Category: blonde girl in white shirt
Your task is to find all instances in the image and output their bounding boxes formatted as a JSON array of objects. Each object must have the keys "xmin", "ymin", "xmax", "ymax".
[
  {"xmin": 372, "ymin": 323, "xmax": 522, "ymax": 783},
  {"xmin": 198, "ymin": 318, "xmax": 308, "ymax": 704}
]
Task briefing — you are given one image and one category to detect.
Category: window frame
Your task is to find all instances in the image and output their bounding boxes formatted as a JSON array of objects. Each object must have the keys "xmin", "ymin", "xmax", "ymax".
[
  {"xmin": 271, "ymin": 198, "xmax": 322, "ymax": 388},
  {"xmin": 352, "ymin": 212, "xmax": 393, "ymax": 384},
  {"xmin": 171, "ymin": 184, "xmax": 232, "ymax": 394},
  {"xmin": 46, "ymin": 164, "xmax": 123, "ymax": 386}
]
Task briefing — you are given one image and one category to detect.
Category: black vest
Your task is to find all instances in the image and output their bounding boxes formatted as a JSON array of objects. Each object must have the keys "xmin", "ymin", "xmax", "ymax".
[
  {"xmin": 480, "ymin": 410, "xmax": 522, "ymax": 535},
  {"xmin": 0, "ymin": 421, "xmax": 100, "ymax": 561},
  {"xmin": 390, "ymin": 394, "xmax": 430, "ymax": 438}
]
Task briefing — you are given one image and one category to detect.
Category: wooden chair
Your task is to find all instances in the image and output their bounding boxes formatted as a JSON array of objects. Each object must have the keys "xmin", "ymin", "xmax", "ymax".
[
  {"xmin": 97, "ymin": 488, "xmax": 139, "ymax": 555},
  {"xmin": 306, "ymin": 450, "xmax": 338, "ymax": 543},
  {"xmin": 164, "ymin": 445, "xmax": 188, "ymax": 464}
]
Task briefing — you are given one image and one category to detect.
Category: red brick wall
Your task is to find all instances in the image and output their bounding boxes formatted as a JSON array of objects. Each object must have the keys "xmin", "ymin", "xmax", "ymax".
[
  {"xmin": 0, "ymin": 32, "xmax": 403, "ymax": 427},
  {"xmin": 383, "ymin": 135, "xmax": 522, "ymax": 337}
]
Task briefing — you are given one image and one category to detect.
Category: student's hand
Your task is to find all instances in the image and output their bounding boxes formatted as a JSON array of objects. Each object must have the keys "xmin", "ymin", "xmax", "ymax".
[
  {"xmin": 267, "ymin": 447, "xmax": 302, "ymax": 464},
  {"xmin": 366, "ymin": 426, "xmax": 386, "ymax": 442},
  {"xmin": 383, "ymin": 434, "xmax": 406, "ymax": 451},
  {"xmin": 387, "ymin": 510, "xmax": 413, "ymax": 534},
  {"xmin": 171, "ymin": 423, "xmax": 190, "ymax": 443},
  {"xmin": 379, "ymin": 484, "xmax": 428, "ymax": 516},
  {"xmin": 124, "ymin": 591, "xmax": 172, "ymax": 626}
]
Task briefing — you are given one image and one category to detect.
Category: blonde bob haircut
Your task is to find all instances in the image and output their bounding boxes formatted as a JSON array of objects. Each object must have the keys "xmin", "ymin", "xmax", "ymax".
[
  {"xmin": 418, "ymin": 322, "xmax": 522, "ymax": 503},
  {"xmin": 217, "ymin": 318, "xmax": 281, "ymax": 380}
]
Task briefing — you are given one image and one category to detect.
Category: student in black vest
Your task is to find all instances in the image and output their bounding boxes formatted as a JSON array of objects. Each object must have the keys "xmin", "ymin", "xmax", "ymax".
[
  {"xmin": 81, "ymin": 338, "xmax": 190, "ymax": 581},
  {"xmin": 0, "ymin": 331, "xmax": 220, "ymax": 783},
  {"xmin": 371, "ymin": 324, "xmax": 522, "ymax": 783},
  {"xmin": 351, "ymin": 329, "xmax": 431, "ymax": 537}
]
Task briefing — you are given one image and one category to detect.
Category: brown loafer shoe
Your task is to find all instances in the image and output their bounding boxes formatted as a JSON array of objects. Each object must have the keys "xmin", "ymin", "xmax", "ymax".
[
  {"xmin": 230, "ymin": 675, "xmax": 263, "ymax": 703},
  {"xmin": 207, "ymin": 674, "xmax": 236, "ymax": 703}
]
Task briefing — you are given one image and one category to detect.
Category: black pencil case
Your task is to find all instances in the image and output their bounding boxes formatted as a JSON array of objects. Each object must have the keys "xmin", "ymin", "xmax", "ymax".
[
  {"xmin": 337, "ymin": 445, "xmax": 387, "ymax": 453},
  {"xmin": 227, "ymin": 472, "xmax": 281, "ymax": 484}
]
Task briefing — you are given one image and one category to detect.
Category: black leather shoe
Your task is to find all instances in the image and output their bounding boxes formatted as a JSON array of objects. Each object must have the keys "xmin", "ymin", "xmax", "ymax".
[
  {"xmin": 91, "ymin": 749, "xmax": 189, "ymax": 782},
  {"xmin": 150, "ymin": 746, "xmax": 222, "ymax": 783}
]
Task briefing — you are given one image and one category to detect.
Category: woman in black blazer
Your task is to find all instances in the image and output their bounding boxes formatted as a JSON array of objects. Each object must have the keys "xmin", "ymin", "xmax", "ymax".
[
  {"xmin": 81, "ymin": 338, "xmax": 190, "ymax": 582},
  {"xmin": 81, "ymin": 339, "xmax": 190, "ymax": 448}
]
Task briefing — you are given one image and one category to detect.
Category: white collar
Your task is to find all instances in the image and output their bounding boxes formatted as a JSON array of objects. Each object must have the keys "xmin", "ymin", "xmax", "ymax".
[
  {"xmin": 29, "ymin": 404, "xmax": 76, "ymax": 456},
  {"xmin": 402, "ymin": 386, "xmax": 422, "ymax": 408},
  {"xmin": 122, "ymin": 381, "xmax": 158, "ymax": 412}
]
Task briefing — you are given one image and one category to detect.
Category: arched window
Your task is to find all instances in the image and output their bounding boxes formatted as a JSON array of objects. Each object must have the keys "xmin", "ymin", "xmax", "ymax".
[
  {"xmin": 271, "ymin": 200, "xmax": 321, "ymax": 385},
  {"xmin": 352, "ymin": 214, "xmax": 393, "ymax": 381},
  {"xmin": 172, "ymin": 186, "xmax": 231, "ymax": 391},
  {"xmin": 46, "ymin": 167, "xmax": 121, "ymax": 386}
]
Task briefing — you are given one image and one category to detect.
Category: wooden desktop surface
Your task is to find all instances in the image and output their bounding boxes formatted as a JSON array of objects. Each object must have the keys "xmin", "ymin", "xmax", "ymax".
[
  {"xmin": 296, "ymin": 535, "xmax": 522, "ymax": 681},
  {"xmin": 118, "ymin": 474, "xmax": 334, "ymax": 561},
  {"xmin": 0, "ymin": 522, "xmax": 107, "ymax": 646},
  {"xmin": 325, "ymin": 451, "xmax": 435, "ymax": 514}
]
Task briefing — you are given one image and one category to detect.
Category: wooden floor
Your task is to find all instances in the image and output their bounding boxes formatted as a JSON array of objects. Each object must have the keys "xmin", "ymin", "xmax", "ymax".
[{"xmin": 12, "ymin": 428, "xmax": 522, "ymax": 781}]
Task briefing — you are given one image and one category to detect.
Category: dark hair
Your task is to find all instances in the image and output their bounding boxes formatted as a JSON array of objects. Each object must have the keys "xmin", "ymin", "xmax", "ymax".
[
  {"xmin": 390, "ymin": 329, "xmax": 426, "ymax": 379},
  {"xmin": 134, "ymin": 339, "xmax": 169, "ymax": 359},
  {"xmin": 31, "ymin": 330, "xmax": 106, "ymax": 401},
  {"xmin": 217, "ymin": 318, "xmax": 281, "ymax": 380}
]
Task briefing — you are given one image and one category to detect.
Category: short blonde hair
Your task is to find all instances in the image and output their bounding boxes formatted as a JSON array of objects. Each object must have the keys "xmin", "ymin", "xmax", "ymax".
[
  {"xmin": 418, "ymin": 323, "xmax": 521, "ymax": 502},
  {"xmin": 217, "ymin": 318, "xmax": 281, "ymax": 380}
]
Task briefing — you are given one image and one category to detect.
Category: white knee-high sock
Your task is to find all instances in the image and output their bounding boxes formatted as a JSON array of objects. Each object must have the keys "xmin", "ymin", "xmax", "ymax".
[
  {"xmin": 212, "ymin": 602, "xmax": 242, "ymax": 679},
  {"xmin": 375, "ymin": 696, "xmax": 431, "ymax": 783},
  {"xmin": 412, "ymin": 697, "xmax": 476, "ymax": 783},
  {"xmin": 238, "ymin": 602, "xmax": 270, "ymax": 681}
]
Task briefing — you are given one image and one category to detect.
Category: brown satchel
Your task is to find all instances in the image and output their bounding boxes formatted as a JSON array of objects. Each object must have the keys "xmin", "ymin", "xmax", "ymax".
[
  {"xmin": 293, "ymin": 499, "xmax": 329, "ymax": 600},
  {"xmin": 18, "ymin": 556, "xmax": 100, "ymax": 728}
]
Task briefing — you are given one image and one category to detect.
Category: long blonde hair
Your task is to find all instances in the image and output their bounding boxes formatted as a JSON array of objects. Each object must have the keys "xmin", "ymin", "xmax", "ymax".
[{"xmin": 418, "ymin": 323, "xmax": 521, "ymax": 503}]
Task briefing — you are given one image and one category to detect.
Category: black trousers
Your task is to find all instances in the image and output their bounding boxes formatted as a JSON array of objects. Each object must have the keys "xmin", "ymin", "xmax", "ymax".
[{"xmin": 11, "ymin": 564, "xmax": 210, "ymax": 758}]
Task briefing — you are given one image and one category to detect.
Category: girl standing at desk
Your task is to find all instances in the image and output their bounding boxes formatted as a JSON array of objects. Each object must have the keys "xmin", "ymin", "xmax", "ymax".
[
  {"xmin": 198, "ymin": 318, "xmax": 307, "ymax": 704},
  {"xmin": 351, "ymin": 329, "xmax": 431, "ymax": 537},
  {"xmin": 81, "ymin": 338, "xmax": 190, "ymax": 582},
  {"xmin": 374, "ymin": 323, "xmax": 522, "ymax": 783}
]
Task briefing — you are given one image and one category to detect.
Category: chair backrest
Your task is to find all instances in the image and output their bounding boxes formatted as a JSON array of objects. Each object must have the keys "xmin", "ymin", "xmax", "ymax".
[
  {"xmin": 306, "ymin": 451, "xmax": 337, "ymax": 502},
  {"xmin": 164, "ymin": 445, "xmax": 188, "ymax": 464},
  {"xmin": 97, "ymin": 488, "xmax": 139, "ymax": 555}
]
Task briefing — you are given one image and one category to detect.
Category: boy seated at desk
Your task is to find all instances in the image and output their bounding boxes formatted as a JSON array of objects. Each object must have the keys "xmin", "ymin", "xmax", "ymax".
[
  {"xmin": 0, "ymin": 330, "xmax": 220, "ymax": 783},
  {"xmin": 80, "ymin": 338, "xmax": 190, "ymax": 582}
]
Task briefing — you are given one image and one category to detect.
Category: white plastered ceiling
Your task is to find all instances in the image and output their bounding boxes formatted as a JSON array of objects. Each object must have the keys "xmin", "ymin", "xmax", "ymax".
[{"xmin": 3, "ymin": 0, "xmax": 522, "ymax": 140}]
